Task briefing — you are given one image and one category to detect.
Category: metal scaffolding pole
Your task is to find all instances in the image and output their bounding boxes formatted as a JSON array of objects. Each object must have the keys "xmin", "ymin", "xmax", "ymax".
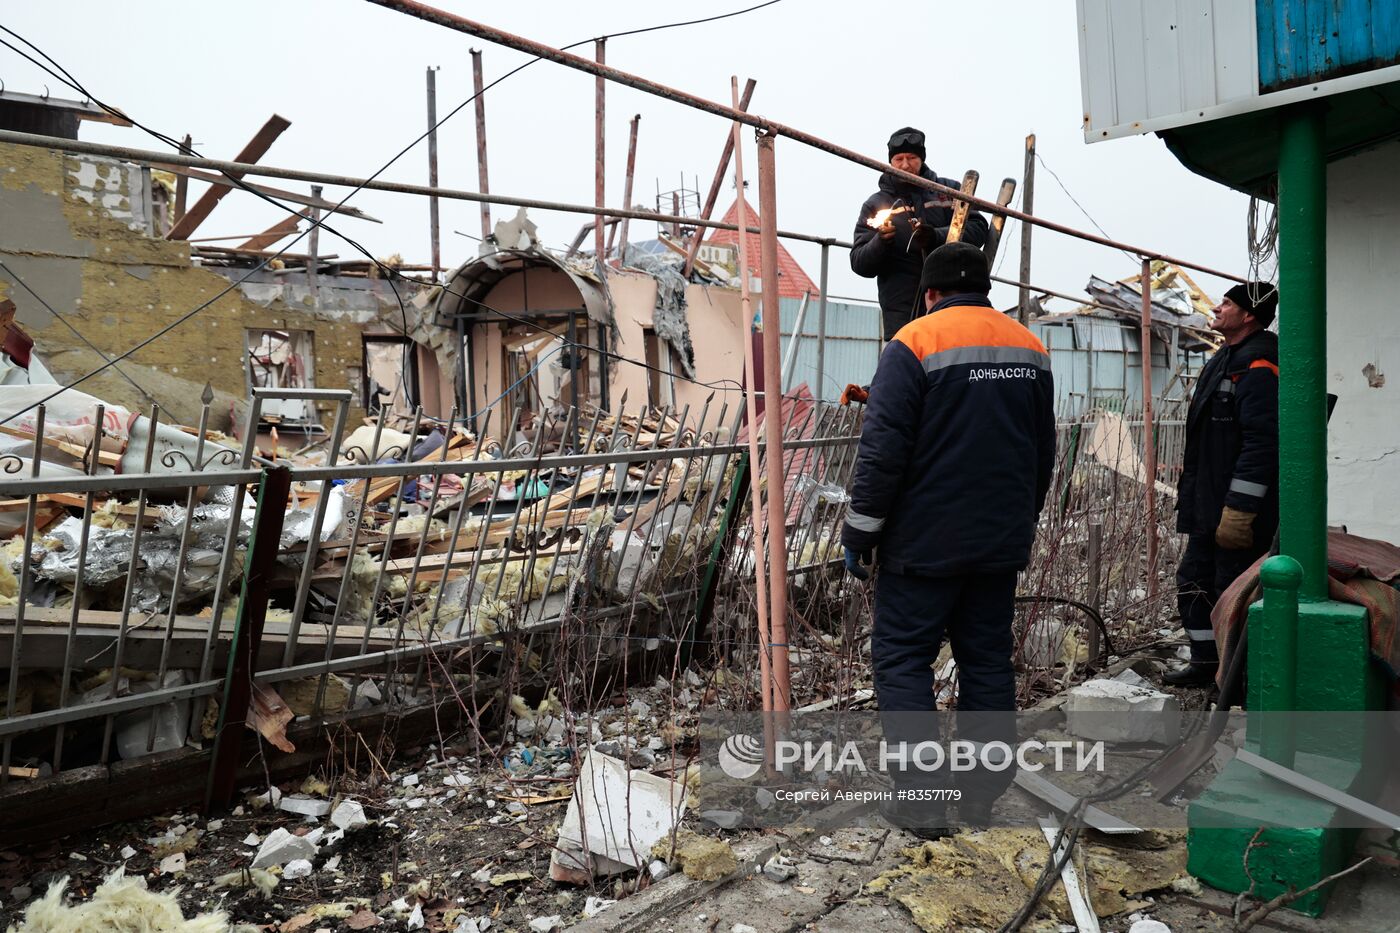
[{"xmin": 470, "ymin": 49, "xmax": 492, "ymax": 239}]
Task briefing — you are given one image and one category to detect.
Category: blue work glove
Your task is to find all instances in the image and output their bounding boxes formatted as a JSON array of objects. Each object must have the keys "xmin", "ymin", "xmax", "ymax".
[{"xmin": 844, "ymin": 547, "xmax": 872, "ymax": 580}]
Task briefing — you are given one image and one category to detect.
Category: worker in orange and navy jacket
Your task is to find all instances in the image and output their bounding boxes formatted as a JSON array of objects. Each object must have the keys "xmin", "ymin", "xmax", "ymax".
[
  {"xmin": 841, "ymin": 242, "xmax": 1056, "ymax": 836},
  {"xmin": 1166, "ymin": 283, "xmax": 1279, "ymax": 687}
]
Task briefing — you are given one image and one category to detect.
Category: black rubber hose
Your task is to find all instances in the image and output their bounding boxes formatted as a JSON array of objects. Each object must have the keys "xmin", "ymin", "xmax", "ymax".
[{"xmin": 1014, "ymin": 594, "xmax": 1116, "ymax": 663}]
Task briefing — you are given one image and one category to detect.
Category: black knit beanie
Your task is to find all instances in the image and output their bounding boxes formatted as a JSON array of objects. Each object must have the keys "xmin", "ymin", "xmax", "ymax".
[
  {"xmin": 887, "ymin": 127, "xmax": 926, "ymax": 162},
  {"xmin": 1225, "ymin": 282, "xmax": 1278, "ymax": 327}
]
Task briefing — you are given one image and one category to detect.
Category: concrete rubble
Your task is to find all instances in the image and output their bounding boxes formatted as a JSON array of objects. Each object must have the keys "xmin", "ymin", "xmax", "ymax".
[{"xmin": 1064, "ymin": 677, "xmax": 1182, "ymax": 744}]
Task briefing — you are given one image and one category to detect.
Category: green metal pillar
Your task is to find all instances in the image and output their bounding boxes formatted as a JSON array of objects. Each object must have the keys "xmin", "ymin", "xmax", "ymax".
[
  {"xmin": 1276, "ymin": 104, "xmax": 1329, "ymax": 601},
  {"xmin": 1187, "ymin": 103, "xmax": 1384, "ymax": 917}
]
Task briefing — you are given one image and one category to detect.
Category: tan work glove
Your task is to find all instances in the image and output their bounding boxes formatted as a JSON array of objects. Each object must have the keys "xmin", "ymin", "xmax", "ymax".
[{"xmin": 1216, "ymin": 506, "xmax": 1256, "ymax": 550}]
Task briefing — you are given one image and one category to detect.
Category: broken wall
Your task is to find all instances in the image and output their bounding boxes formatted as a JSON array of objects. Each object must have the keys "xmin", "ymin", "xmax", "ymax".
[
  {"xmin": 1326, "ymin": 138, "xmax": 1400, "ymax": 542},
  {"xmin": 460, "ymin": 267, "xmax": 746, "ymax": 430},
  {"xmin": 0, "ymin": 141, "xmax": 412, "ymax": 430}
]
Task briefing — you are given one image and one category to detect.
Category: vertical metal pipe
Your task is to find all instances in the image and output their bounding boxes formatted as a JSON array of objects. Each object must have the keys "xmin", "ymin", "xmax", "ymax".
[
  {"xmin": 1259, "ymin": 554, "xmax": 1302, "ymax": 764},
  {"xmin": 1018, "ymin": 133, "xmax": 1036, "ymax": 324},
  {"xmin": 729, "ymin": 79, "xmax": 772, "ymax": 714},
  {"xmin": 470, "ymin": 49, "xmax": 493, "ymax": 239},
  {"xmin": 1140, "ymin": 258, "xmax": 1158, "ymax": 608},
  {"xmin": 205, "ymin": 465, "xmax": 293, "ymax": 811},
  {"xmin": 1, "ymin": 407, "xmax": 44, "ymax": 783},
  {"xmin": 612, "ymin": 114, "xmax": 641, "ymax": 266},
  {"xmin": 594, "ymin": 39, "xmax": 607, "ymax": 268},
  {"xmin": 1086, "ymin": 518, "xmax": 1102, "ymax": 664},
  {"xmin": 173, "ymin": 134, "xmax": 192, "ymax": 222},
  {"xmin": 307, "ymin": 184, "xmax": 321, "ymax": 300},
  {"xmin": 780, "ymin": 290, "xmax": 811, "ymax": 394},
  {"xmin": 426, "ymin": 65, "xmax": 442, "ymax": 280},
  {"xmin": 684, "ymin": 78, "xmax": 757, "ymax": 277},
  {"xmin": 756, "ymin": 131, "xmax": 791, "ymax": 712},
  {"xmin": 815, "ymin": 243, "xmax": 829, "ymax": 401},
  {"xmin": 1277, "ymin": 104, "xmax": 1328, "ymax": 602}
]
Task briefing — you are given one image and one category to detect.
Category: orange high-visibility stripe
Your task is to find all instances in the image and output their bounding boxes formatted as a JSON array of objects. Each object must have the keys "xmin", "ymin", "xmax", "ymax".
[
  {"xmin": 1249, "ymin": 359, "xmax": 1280, "ymax": 376},
  {"xmin": 894, "ymin": 305, "xmax": 1048, "ymax": 361}
]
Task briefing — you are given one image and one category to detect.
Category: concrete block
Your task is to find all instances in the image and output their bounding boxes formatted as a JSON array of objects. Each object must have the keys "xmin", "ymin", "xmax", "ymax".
[
  {"xmin": 330, "ymin": 799, "xmax": 368, "ymax": 831},
  {"xmin": 557, "ymin": 750, "xmax": 686, "ymax": 869},
  {"xmin": 278, "ymin": 795, "xmax": 331, "ymax": 819},
  {"xmin": 1064, "ymin": 678, "xmax": 1181, "ymax": 744},
  {"xmin": 251, "ymin": 827, "xmax": 318, "ymax": 869}
]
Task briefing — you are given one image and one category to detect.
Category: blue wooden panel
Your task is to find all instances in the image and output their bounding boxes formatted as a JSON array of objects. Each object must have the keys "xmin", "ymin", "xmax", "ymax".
[
  {"xmin": 1337, "ymin": 0, "xmax": 1373, "ymax": 67},
  {"xmin": 1258, "ymin": 0, "xmax": 1280, "ymax": 87},
  {"xmin": 1260, "ymin": 0, "xmax": 1400, "ymax": 88},
  {"xmin": 1308, "ymin": 0, "xmax": 1338, "ymax": 77},
  {"xmin": 1372, "ymin": 0, "xmax": 1400, "ymax": 64}
]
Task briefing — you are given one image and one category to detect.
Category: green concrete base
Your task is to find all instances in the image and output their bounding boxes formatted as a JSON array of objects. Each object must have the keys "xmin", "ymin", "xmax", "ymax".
[
  {"xmin": 1188, "ymin": 758, "xmax": 1358, "ymax": 916},
  {"xmin": 1187, "ymin": 598, "xmax": 1384, "ymax": 917}
]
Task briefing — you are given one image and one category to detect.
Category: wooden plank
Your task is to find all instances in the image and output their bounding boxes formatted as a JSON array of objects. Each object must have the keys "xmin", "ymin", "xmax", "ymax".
[
  {"xmin": 239, "ymin": 210, "xmax": 307, "ymax": 251},
  {"xmin": 166, "ymin": 115, "xmax": 292, "ymax": 240},
  {"xmin": 0, "ymin": 424, "xmax": 122, "ymax": 467}
]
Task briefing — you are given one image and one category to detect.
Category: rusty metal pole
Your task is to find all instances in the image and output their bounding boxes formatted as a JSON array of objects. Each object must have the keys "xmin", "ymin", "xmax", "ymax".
[
  {"xmin": 610, "ymin": 114, "xmax": 640, "ymax": 265},
  {"xmin": 1140, "ymin": 258, "xmax": 1158, "ymax": 607},
  {"xmin": 307, "ymin": 184, "xmax": 321, "ymax": 300},
  {"xmin": 173, "ymin": 133, "xmax": 192, "ymax": 222},
  {"xmin": 594, "ymin": 39, "xmax": 607, "ymax": 268},
  {"xmin": 426, "ymin": 66, "xmax": 442, "ymax": 280},
  {"xmin": 757, "ymin": 131, "xmax": 791, "ymax": 712},
  {"xmin": 470, "ymin": 49, "xmax": 492, "ymax": 239},
  {"xmin": 684, "ymin": 78, "xmax": 756, "ymax": 277},
  {"xmin": 205, "ymin": 465, "xmax": 292, "ymax": 811},
  {"xmin": 730, "ymin": 79, "xmax": 772, "ymax": 715}
]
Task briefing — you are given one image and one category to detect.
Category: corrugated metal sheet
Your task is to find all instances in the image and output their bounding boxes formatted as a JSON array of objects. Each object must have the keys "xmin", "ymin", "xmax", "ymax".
[
  {"xmin": 1078, "ymin": 0, "xmax": 1258, "ymax": 141},
  {"xmin": 778, "ymin": 296, "xmax": 882, "ymax": 401},
  {"xmin": 1032, "ymin": 318, "xmax": 1208, "ymax": 416}
]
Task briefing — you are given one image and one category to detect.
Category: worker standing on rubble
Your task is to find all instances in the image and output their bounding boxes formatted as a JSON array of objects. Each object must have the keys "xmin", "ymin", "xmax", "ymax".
[
  {"xmin": 1166, "ymin": 283, "xmax": 1280, "ymax": 687},
  {"xmin": 842, "ymin": 243, "xmax": 1056, "ymax": 836},
  {"xmin": 850, "ymin": 128, "xmax": 990, "ymax": 342}
]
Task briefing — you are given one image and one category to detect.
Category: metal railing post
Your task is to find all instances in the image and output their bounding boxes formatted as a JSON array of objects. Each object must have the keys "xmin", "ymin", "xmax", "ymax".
[{"xmin": 205, "ymin": 465, "xmax": 292, "ymax": 811}]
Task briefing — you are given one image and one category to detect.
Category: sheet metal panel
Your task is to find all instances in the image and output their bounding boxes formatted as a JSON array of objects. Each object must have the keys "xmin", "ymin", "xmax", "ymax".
[{"xmin": 779, "ymin": 297, "xmax": 882, "ymax": 401}]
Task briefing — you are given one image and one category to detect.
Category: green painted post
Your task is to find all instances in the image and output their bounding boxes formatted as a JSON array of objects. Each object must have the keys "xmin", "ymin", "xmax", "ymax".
[
  {"xmin": 1258, "ymin": 555, "xmax": 1301, "ymax": 764},
  {"xmin": 1276, "ymin": 104, "xmax": 1328, "ymax": 602}
]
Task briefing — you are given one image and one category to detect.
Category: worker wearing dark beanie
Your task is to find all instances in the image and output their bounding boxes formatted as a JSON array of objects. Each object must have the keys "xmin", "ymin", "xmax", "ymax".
[
  {"xmin": 1224, "ymin": 282, "xmax": 1278, "ymax": 328},
  {"xmin": 887, "ymin": 127, "xmax": 927, "ymax": 162},
  {"xmin": 1168, "ymin": 280, "xmax": 1279, "ymax": 688},
  {"xmin": 850, "ymin": 128, "xmax": 988, "ymax": 341}
]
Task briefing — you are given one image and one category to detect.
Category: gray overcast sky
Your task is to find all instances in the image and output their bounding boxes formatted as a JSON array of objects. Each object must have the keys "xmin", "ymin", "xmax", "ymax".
[{"xmin": 3, "ymin": 0, "xmax": 1252, "ymax": 311}]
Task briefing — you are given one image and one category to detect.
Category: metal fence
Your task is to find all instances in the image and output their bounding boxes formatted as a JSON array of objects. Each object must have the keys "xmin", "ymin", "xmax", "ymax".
[{"xmin": 0, "ymin": 387, "xmax": 861, "ymax": 802}]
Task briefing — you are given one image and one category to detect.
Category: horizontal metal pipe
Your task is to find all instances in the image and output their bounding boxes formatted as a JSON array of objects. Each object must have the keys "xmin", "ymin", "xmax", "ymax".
[
  {"xmin": 0, "ymin": 129, "xmax": 838, "ymax": 248},
  {"xmin": 0, "ymin": 435, "xmax": 856, "ymax": 494},
  {"xmin": 0, "ymin": 677, "xmax": 223, "ymax": 739},
  {"xmin": 252, "ymin": 387, "xmax": 353, "ymax": 401},
  {"xmin": 361, "ymin": 0, "xmax": 1247, "ymax": 283},
  {"xmin": 0, "ymin": 125, "xmax": 1242, "ymax": 280}
]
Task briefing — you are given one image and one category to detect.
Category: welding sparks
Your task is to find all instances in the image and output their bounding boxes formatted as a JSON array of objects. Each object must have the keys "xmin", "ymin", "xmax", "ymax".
[{"xmin": 865, "ymin": 205, "xmax": 910, "ymax": 229}]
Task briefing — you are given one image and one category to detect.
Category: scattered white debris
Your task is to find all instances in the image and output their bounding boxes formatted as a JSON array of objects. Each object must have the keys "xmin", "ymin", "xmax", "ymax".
[
  {"xmin": 330, "ymin": 799, "xmax": 368, "ymax": 831},
  {"xmin": 471, "ymin": 867, "xmax": 494, "ymax": 884},
  {"xmin": 157, "ymin": 852, "xmax": 186, "ymax": 875},
  {"xmin": 556, "ymin": 750, "xmax": 687, "ymax": 871},
  {"xmin": 1128, "ymin": 920, "xmax": 1172, "ymax": 933},
  {"xmin": 407, "ymin": 903, "xmax": 426, "ymax": 930},
  {"xmin": 402, "ymin": 773, "xmax": 421, "ymax": 787},
  {"xmin": 282, "ymin": 859, "xmax": 313, "ymax": 880},
  {"xmin": 818, "ymin": 836, "xmax": 834, "ymax": 847},
  {"xmin": 251, "ymin": 827, "xmax": 318, "ymax": 869},
  {"xmin": 324, "ymin": 855, "xmax": 342, "ymax": 873},
  {"xmin": 278, "ymin": 795, "xmax": 332, "ymax": 819},
  {"xmin": 250, "ymin": 787, "xmax": 283, "ymax": 809},
  {"xmin": 405, "ymin": 797, "xmax": 427, "ymax": 810},
  {"xmin": 119, "ymin": 846, "xmax": 136, "ymax": 860},
  {"xmin": 443, "ymin": 773, "xmax": 472, "ymax": 787},
  {"xmin": 205, "ymin": 819, "xmax": 223, "ymax": 832},
  {"xmin": 732, "ymin": 924, "xmax": 759, "ymax": 933},
  {"xmin": 648, "ymin": 860, "xmax": 672, "ymax": 881},
  {"xmin": 762, "ymin": 855, "xmax": 797, "ymax": 883},
  {"xmin": 242, "ymin": 833, "xmax": 261, "ymax": 847},
  {"xmin": 582, "ymin": 895, "xmax": 617, "ymax": 918},
  {"xmin": 529, "ymin": 916, "xmax": 562, "ymax": 932}
]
